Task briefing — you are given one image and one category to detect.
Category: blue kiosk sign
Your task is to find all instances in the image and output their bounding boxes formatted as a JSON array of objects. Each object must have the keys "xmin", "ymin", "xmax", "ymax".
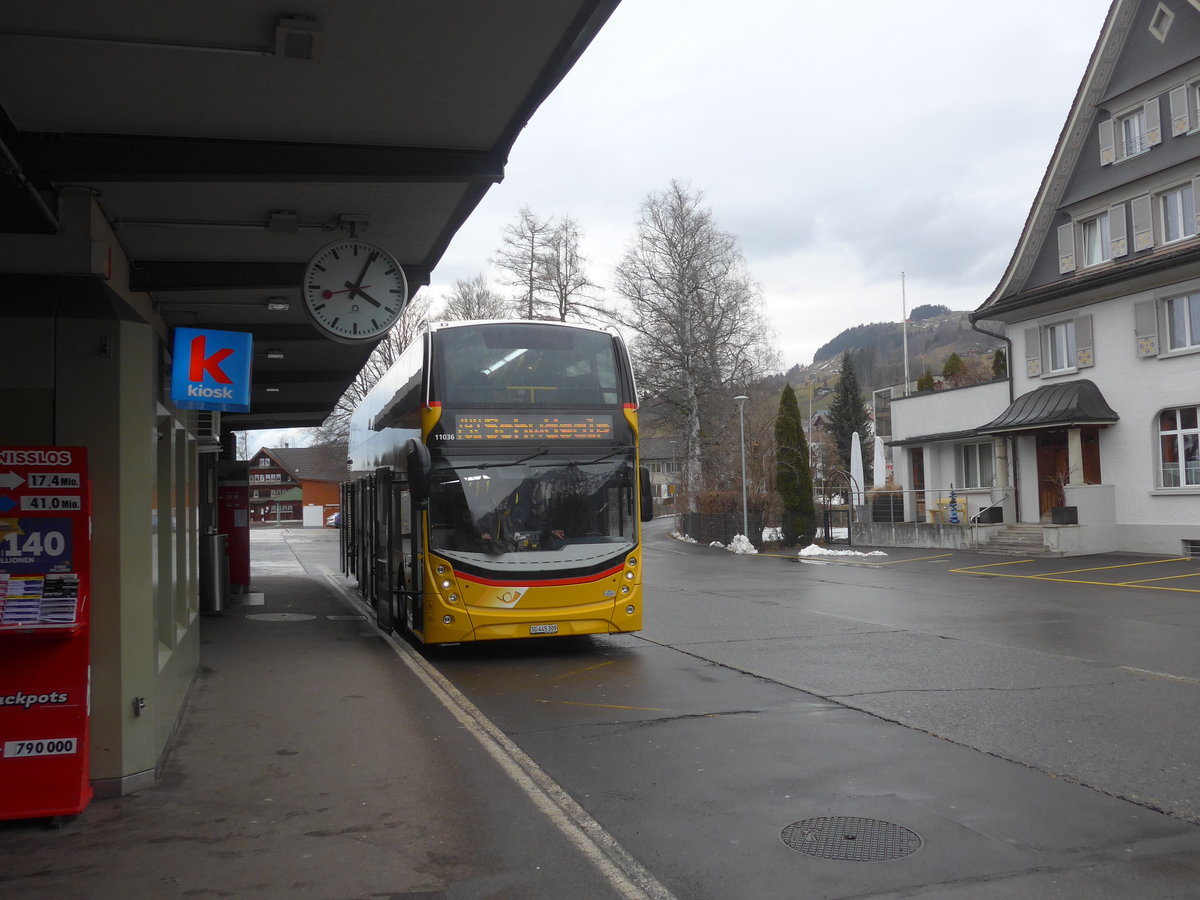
[{"xmin": 170, "ymin": 328, "xmax": 253, "ymax": 413}]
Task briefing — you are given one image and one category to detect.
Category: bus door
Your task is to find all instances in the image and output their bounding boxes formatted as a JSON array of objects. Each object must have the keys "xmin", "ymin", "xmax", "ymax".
[
  {"xmin": 372, "ymin": 468, "xmax": 396, "ymax": 632},
  {"xmin": 358, "ymin": 474, "xmax": 376, "ymax": 604},
  {"xmin": 400, "ymin": 488, "xmax": 423, "ymax": 636},
  {"xmin": 339, "ymin": 481, "xmax": 351, "ymax": 576}
]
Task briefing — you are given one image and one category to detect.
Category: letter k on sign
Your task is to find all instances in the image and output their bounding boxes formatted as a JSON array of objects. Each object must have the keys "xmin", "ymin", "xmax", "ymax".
[{"xmin": 188, "ymin": 335, "xmax": 234, "ymax": 384}]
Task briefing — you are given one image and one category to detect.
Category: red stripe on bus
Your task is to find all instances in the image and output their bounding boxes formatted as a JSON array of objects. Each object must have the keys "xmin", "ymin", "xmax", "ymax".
[{"xmin": 461, "ymin": 564, "xmax": 625, "ymax": 588}]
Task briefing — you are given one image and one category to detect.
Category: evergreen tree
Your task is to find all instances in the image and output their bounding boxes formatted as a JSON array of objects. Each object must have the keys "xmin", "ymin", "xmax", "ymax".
[
  {"xmin": 827, "ymin": 352, "xmax": 873, "ymax": 486},
  {"xmin": 775, "ymin": 384, "xmax": 815, "ymax": 546},
  {"xmin": 942, "ymin": 351, "xmax": 965, "ymax": 386},
  {"xmin": 916, "ymin": 370, "xmax": 935, "ymax": 392},
  {"xmin": 992, "ymin": 347, "xmax": 1008, "ymax": 378}
]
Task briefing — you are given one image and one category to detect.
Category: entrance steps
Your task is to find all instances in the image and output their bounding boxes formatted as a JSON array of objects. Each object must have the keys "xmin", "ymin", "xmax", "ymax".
[{"xmin": 978, "ymin": 524, "xmax": 1065, "ymax": 556}]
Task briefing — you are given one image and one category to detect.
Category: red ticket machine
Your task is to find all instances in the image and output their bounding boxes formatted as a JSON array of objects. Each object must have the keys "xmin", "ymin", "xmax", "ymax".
[{"xmin": 0, "ymin": 446, "xmax": 93, "ymax": 822}]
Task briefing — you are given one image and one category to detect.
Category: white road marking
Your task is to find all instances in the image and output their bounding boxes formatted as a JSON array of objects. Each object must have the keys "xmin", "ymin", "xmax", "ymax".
[{"xmin": 320, "ymin": 568, "xmax": 677, "ymax": 900}]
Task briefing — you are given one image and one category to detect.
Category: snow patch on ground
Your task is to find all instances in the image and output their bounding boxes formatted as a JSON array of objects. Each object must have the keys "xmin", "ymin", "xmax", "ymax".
[{"xmin": 797, "ymin": 545, "xmax": 888, "ymax": 558}]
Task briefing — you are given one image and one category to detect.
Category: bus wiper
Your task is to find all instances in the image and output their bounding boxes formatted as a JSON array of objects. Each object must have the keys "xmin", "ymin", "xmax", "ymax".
[
  {"xmin": 550, "ymin": 448, "xmax": 626, "ymax": 468},
  {"xmin": 475, "ymin": 447, "xmax": 549, "ymax": 469}
]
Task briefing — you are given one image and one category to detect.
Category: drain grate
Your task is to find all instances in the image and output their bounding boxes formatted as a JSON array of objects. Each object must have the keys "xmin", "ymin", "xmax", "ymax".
[
  {"xmin": 781, "ymin": 817, "xmax": 921, "ymax": 862},
  {"xmin": 245, "ymin": 613, "xmax": 317, "ymax": 622}
]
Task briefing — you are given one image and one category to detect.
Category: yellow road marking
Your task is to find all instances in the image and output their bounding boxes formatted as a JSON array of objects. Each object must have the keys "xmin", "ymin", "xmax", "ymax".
[
  {"xmin": 951, "ymin": 559, "xmax": 1036, "ymax": 574},
  {"xmin": 536, "ymin": 699, "xmax": 666, "ymax": 712},
  {"xmin": 1118, "ymin": 572, "xmax": 1200, "ymax": 585},
  {"xmin": 849, "ymin": 553, "xmax": 954, "ymax": 567},
  {"xmin": 1041, "ymin": 557, "xmax": 1191, "ymax": 576},
  {"xmin": 949, "ymin": 565, "xmax": 1200, "ymax": 593},
  {"xmin": 550, "ymin": 660, "xmax": 617, "ymax": 682}
]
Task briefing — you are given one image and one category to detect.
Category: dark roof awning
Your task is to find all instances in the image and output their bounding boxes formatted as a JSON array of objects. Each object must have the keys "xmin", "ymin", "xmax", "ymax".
[
  {"xmin": 886, "ymin": 428, "xmax": 980, "ymax": 448},
  {"xmin": 976, "ymin": 379, "xmax": 1118, "ymax": 435}
]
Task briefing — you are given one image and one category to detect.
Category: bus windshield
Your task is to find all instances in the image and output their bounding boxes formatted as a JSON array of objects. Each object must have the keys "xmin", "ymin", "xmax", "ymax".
[
  {"xmin": 428, "ymin": 450, "xmax": 637, "ymax": 571},
  {"xmin": 434, "ymin": 322, "xmax": 622, "ymax": 407}
]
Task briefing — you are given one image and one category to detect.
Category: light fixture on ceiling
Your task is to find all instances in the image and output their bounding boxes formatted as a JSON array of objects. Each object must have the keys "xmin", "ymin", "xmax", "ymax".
[
  {"xmin": 265, "ymin": 349, "xmax": 285, "ymax": 360},
  {"xmin": 1, "ymin": 16, "xmax": 322, "ymax": 61},
  {"xmin": 275, "ymin": 16, "xmax": 322, "ymax": 62},
  {"xmin": 265, "ymin": 386, "xmax": 281, "ymax": 393},
  {"xmin": 266, "ymin": 298, "xmax": 290, "ymax": 312}
]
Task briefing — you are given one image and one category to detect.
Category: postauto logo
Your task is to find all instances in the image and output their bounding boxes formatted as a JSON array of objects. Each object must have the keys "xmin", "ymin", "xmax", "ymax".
[{"xmin": 171, "ymin": 327, "xmax": 253, "ymax": 413}]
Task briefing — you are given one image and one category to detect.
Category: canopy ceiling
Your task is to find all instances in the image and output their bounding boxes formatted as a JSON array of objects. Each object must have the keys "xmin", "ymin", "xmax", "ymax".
[{"xmin": 0, "ymin": 1, "xmax": 618, "ymax": 430}]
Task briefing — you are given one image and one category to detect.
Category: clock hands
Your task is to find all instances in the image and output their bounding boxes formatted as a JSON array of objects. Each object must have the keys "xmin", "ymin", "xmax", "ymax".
[
  {"xmin": 343, "ymin": 281, "xmax": 382, "ymax": 307},
  {"xmin": 340, "ymin": 250, "xmax": 384, "ymax": 306},
  {"xmin": 321, "ymin": 285, "xmax": 369, "ymax": 300}
]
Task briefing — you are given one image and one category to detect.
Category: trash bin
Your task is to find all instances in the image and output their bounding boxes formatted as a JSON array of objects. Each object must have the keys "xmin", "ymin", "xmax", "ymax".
[{"xmin": 200, "ymin": 533, "xmax": 229, "ymax": 613}]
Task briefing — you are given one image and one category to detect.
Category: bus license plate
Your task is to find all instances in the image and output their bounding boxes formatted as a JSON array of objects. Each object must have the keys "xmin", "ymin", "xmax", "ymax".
[{"xmin": 530, "ymin": 623, "xmax": 558, "ymax": 635}]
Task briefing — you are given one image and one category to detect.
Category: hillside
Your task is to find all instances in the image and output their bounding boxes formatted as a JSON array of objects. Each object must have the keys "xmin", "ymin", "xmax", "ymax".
[{"xmin": 771, "ymin": 308, "xmax": 1004, "ymax": 400}]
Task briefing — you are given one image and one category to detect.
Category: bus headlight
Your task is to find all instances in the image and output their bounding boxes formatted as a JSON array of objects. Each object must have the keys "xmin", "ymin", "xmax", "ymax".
[
  {"xmin": 436, "ymin": 564, "xmax": 447, "ymax": 575},
  {"xmin": 441, "ymin": 579, "xmax": 452, "ymax": 589},
  {"xmin": 621, "ymin": 584, "xmax": 630, "ymax": 595},
  {"xmin": 448, "ymin": 593, "xmax": 459, "ymax": 604},
  {"xmin": 627, "ymin": 556, "xmax": 637, "ymax": 567},
  {"xmin": 625, "ymin": 570, "xmax": 634, "ymax": 580},
  {"xmin": 625, "ymin": 605, "xmax": 636, "ymax": 615},
  {"xmin": 442, "ymin": 615, "xmax": 454, "ymax": 625}
]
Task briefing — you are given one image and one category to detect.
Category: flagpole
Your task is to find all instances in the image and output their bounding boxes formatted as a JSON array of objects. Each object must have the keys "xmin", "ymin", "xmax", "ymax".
[{"xmin": 901, "ymin": 272, "xmax": 911, "ymax": 396}]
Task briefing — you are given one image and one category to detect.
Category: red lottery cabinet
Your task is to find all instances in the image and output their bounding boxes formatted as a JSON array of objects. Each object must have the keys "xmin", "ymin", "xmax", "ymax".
[{"xmin": 0, "ymin": 446, "xmax": 93, "ymax": 822}]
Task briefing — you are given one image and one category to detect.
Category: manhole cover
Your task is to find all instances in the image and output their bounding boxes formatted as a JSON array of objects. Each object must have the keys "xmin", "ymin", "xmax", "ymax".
[
  {"xmin": 781, "ymin": 817, "xmax": 921, "ymax": 862},
  {"xmin": 244, "ymin": 613, "xmax": 317, "ymax": 622}
]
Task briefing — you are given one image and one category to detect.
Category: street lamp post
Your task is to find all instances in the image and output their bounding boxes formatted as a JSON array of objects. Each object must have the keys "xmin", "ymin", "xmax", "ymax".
[{"xmin": 734, "ymin": 395, "xmax": 749, "ymax": 539}]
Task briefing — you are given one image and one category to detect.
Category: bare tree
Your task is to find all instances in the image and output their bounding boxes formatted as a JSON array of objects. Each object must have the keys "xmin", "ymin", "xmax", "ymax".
[
  {"xmin": 613, "ymin": 180, "xmax": 776, "ymax": 507},
  {"xmin": 438, "ymin": 273, "xmax": 510, "ymax": 321},
  {"xmin": 539, "ymin": 215, "xmax": 605, "ymax": 322},
  {"xmin": 313, "ymin": 291, "xmax": 434, "ymax": 444},
  {"xmin": 494, "ymin": 206, "xmax": 555, "ymax": 319}
]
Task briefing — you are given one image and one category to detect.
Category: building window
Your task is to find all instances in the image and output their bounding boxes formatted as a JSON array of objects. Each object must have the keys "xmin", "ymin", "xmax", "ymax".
[
  {"xmin": 1165, "ymin": 292, "xmax": 1200, "ymax": 350},
  {"xmin": 958, "ymin": 442, "xmax": 994, "ymax": 489},
  {"xmin": 1160, "ymin": 184, "xmax": 1196, "ymax": 244},
  {"xmin": 1118, "ymin": 107, "xmax": 1148, "ymax": 159},
  {"xmin": 1082, "ymin": 213, "xmax": 1111, "ymax": 266},
  {"xmin": 1159, "ymin": 406, "xmax": 1200, "ymax": 487},
  {"xmin": 1149, "ymin": 3, "xmax": 1174, "ymax": 42},
  {"xmin": 259, "ymin": 457, "xmax": 271, "ymax": 466},
  {"xmin": 1047, "ymin": 320, "xmax": 1076, "ymax": 372}
]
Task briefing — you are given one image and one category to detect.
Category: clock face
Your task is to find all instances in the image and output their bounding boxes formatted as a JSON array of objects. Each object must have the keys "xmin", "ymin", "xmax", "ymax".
[{"xmin": 302, "ymin": 239, "xmax": 409, "ymax": 343}]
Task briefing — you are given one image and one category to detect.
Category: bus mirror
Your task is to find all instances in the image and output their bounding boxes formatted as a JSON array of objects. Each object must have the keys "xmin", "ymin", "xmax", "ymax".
[
  {"xmin": 639, "ymin": 465, "xmax": 653, "ymax": 523},
  {"xmin": 406, "ymin": 439, "xmax": 431, "ymax": 502}
]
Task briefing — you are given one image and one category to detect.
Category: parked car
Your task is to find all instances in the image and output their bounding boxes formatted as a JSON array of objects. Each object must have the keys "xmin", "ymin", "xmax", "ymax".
[{"xmin": 326, "ymin": 512, "xmax": 341, "ymax": 528}]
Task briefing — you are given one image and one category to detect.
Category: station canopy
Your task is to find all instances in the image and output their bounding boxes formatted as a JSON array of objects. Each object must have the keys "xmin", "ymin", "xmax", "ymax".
[{"xmin": 0, "ymin": 2, "xmax": 618, "ymax": 430}]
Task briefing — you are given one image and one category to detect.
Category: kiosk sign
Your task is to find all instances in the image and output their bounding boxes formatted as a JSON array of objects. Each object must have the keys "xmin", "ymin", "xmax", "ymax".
[
  {"xmin": 170, "ymin": 327, "xmax": 253, "ymax": 413},
  {"xmin": 0, "ymin": 446, "xmax": 93, "ymax": 821}
]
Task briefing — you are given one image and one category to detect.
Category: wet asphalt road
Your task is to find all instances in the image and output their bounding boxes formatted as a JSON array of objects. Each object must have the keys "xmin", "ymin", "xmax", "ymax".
[
  {"xmin": 10, "ymin": 523, "xmax": 1199, "ymax": 898},
  {"xmin": 427, "ymin": 517, "xmax": 1200, "ymax": 898}
]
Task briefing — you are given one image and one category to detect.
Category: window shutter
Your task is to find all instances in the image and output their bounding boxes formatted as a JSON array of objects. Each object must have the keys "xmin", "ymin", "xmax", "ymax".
[
  {"xmin": 1146, "ymin": 97, "xmax": 1163, "ymax": 146},
  {"xmin": 1098, "ymin": 118, "xmax": 1116, "ymax": 165},
  {"xmin": 1057, "ymin": 222, "xmax": 1076, "ymax": 274},
  {"xmin": 1134, "ymin": 299, "xmax": 1158, "ymax": 357},
  {"xmin": 1109, "ymin": 202, "xmax": 1128, "ymax": 257},
  {"xmin": 1074, "ymin": 314, "xmax": 1094, "ymax": 368},
  {"xmin": 1131, "ymin": 195, "xmax": 1154, "ymax": 251},
  {"xmin": 1169, "ymin": 86, "xmax": 1191, "ymax": 136},
  {"xmin": 1193, "ymin": 176, "xmax": 1200, "ymax": 236},
  {"xmin": 1024, "ymin": 326, "xmax": 1043, "ymax": 377}
]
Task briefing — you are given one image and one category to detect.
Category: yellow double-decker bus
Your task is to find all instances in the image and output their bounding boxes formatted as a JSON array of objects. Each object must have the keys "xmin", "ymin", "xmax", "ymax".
[{"xmin": 341, "ymin": 320, "xmax": 651, "ymax": 644}]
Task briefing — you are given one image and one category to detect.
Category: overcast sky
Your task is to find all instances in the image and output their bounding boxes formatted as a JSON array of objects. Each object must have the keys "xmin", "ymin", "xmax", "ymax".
[
  {"xmin": 250, "ymin": 0, "xmax": 1109, "ymax": 454},
  {"xmin": 428, "ymin": 0, "xmax": 1107, "ymax": 369}
]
